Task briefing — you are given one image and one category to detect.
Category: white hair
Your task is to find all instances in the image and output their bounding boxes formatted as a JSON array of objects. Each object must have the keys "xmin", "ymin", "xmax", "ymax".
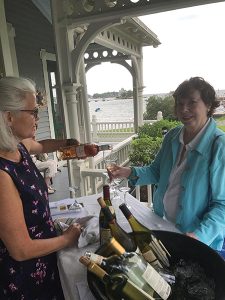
[{"xmin": 0, "ymin": 76, "xmax": 36, "ymax": 151}]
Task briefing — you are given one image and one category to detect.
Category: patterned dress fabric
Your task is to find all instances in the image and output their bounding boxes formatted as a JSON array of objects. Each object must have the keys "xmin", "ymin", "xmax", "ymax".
[{"xmin": 0, "ymin": 143, "xmax": 64, "ymax": 299}]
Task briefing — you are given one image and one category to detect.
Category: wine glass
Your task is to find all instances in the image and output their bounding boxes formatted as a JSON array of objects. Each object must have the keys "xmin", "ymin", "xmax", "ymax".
[
  {"xmin": 119, "ymin": 186, "xmax": 131, "ymax": 208},
  {"xmin": 68, "ymin": 186, "xmax": 82, "ymax": 211},
  {"xmin": 103, "ymin": 151, "xmax": 118, "ymax": 185}
]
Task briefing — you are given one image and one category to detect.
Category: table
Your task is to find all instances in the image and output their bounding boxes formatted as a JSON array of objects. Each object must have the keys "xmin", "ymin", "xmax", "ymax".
[{"xmin": 49, "ymin": 193, "xmax": 180, "ymax": 300}]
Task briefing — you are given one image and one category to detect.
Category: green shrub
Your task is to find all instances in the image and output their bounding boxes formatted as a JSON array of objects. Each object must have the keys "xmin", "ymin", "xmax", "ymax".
[
  {"xmin": 138, "ymin": 119, "xmax": 180, "ymax": 138},
  {"xmin": 129, "ymin": 136, "xmax": 162, "ymax": 166},
  {"xmin": 129, "ymin": 120, "xmax": 179, "ymax": 166}
]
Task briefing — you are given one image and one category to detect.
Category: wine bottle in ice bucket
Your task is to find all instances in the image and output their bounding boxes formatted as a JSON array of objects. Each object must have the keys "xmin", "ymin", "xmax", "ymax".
[
  {"xmin": 119, "ymin": 203, "xmax": 171, "ymax": 269},
  {"xmin": 103, "ymin": 184, "xmax": 116, "ymax": 219},
  {"xmin": 84, "ymin": 237, "xmax": 172, "ymax": 300},
  {"xmin": 79, "ymin": 256, "xmax": 156, "ymax": 300},
  {"xmin": 97, "ymin": 197, "xmax": 136, "ymax": 252}
]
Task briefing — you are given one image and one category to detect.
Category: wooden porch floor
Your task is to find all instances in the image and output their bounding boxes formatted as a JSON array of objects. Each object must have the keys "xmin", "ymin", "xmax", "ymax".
[{"xmin": 48, "ymin": 166, "xmax": 70, "ymax": 202}]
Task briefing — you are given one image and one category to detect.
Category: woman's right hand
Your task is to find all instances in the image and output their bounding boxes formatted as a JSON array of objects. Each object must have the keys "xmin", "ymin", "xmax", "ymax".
[
  {"xmin": 107, "ymin": 165, "xmax": 132, "ymax": 179},
  {"xmin": 62, "ymin": 223, "xmax": 82, "ymax": 247}
]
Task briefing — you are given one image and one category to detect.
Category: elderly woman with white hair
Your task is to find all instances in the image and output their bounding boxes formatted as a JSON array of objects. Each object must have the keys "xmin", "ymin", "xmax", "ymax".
[{"xmin": 0, "ymin": 76, "xmax": 80, "ymax": 299}]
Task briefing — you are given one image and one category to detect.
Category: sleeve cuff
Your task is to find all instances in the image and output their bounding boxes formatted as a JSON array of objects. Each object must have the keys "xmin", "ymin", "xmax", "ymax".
[{"xmin": 128, "ymin": 167, "xmax": 139, "ymax": 185}]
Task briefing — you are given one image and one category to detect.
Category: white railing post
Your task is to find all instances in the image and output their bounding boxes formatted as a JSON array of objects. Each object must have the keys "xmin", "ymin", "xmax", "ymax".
[
  {"xmin": 147, "ymin": 185, "xmax": 152, "ymax": 207},
  {"xmin": 69, "ymin": 159, "xmax": 86, "ymax": 197},
  {"xmin": 157, "ymin": 111, "xmax": 163, "ymax": 120},
  {"xmin": 135, "ymin": 185, "xmax": 141, "ymax": 201},
  {"xmin": 92, "ymin": 115, "xmax": 99, "ymax": 142}
]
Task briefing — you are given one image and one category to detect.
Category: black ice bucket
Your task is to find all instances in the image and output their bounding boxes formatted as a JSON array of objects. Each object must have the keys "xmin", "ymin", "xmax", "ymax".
[{"xmin": 87, "ymin": 230, "xmax": 225, "ymax": 300}]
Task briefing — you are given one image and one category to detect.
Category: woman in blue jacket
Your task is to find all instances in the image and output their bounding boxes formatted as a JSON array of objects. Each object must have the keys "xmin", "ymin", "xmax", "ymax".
[{"xmin": 110, "ymin": 77, "xmax": 225, "ymax": 257}]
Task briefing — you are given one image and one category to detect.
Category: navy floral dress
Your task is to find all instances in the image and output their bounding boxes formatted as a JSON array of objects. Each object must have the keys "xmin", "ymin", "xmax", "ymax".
[{"xmin": 0, "ymin": 144, "xmax": 65, "ymax": 300}]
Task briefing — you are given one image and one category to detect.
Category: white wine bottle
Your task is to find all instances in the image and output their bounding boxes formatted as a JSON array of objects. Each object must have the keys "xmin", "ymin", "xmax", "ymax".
[
  {"xmin": 119, "ymin": 203, "xmax": 171, "ymax": 269},
  {"xmin": 97, "ymin": 197, "xmax": 136, "ymax": 252},
  {"xmin": 79, "ymin": 256, "xmax": 155, "ymax": 300},
  {"xmin": 85, "ymin": 238, "xmax": 172, "ymax": 300}
]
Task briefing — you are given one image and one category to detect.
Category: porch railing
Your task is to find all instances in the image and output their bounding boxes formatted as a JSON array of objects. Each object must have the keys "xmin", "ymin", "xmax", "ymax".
[
  {"xmin": 79, "ymin": 135, "xmax": 135, "ymax": 195},
  {"xmin": 69, "ymin": 113, "xmax": 164, "ymax": 205},
  {"xmin": 70, "ymin": 134, "xmax": 152, "ymax": 206},
  {"xmin": 91, "ymin": 115, "xmax": 159, "ymax": 143}
]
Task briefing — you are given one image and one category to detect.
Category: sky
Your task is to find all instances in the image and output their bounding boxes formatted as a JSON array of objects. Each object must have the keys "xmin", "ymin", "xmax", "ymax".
[{"xmin": 86, "ymin": 2, "xmax": 225, "ymax": 96}]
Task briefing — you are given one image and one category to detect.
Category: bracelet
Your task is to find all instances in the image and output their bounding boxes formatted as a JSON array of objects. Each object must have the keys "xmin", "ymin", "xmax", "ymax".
[{"xmin": 66, "ymin": 138, "xmax": 78, "ymax": 146}]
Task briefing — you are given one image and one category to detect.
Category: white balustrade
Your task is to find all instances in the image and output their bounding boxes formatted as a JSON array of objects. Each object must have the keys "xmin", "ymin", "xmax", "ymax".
[
  {"xmin": 74, "ymin": 114, "xmax": 164, "ymax": 202},
  {"xmin": 91, "ymin": 115, "xmax": 135, "ymax": 142},
  {"xmin": 77, "ymin": 136, "xmax": 135, "ymax": 195}
]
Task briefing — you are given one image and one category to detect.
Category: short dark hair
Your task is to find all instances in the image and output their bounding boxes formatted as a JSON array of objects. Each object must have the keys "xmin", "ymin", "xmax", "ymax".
[{"xmin": 173, "ymin": 77, "xmax": 220, "ymax": 117}]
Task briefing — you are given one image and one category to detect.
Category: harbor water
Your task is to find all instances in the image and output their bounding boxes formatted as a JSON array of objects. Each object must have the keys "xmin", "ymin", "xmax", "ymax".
[{"xmin": 89, "ymin": 98, "xmax": 147, "ymax": 122}]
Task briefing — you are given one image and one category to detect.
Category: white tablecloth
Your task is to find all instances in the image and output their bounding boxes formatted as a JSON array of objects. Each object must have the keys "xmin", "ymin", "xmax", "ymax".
[{"xmin": 50, "ymin": 193, "xmax": 180, "ymax": 300}]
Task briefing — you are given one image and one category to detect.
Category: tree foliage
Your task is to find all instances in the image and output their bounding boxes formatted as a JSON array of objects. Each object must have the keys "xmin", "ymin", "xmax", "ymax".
[
  {"xmin": 118, "ymin": 88, "xmax": 133, "ymax": 99},
  {"xmin": 143, "ymin": 95, "xmax": 176, "ymax": 120},
  {"xmin": 92, "ymin": 89, "xmax": 133, "ymax": 99}
]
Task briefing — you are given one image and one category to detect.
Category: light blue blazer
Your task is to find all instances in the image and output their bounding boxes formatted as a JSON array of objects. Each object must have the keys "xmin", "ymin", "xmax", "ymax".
[{"xmin": 130, "ymin": 118, "xmax": 225, "ymax": 250}]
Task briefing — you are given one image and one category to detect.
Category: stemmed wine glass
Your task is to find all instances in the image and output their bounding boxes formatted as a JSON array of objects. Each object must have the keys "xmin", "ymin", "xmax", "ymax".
[
  {"xmin": 103, "ymin": 150, "xmax": 118, "ymax": 184},
  {"xmin": 68, "ymin": 186, "xmax": 82, "ymax": 211},
  {"xmin": 119, "ymin": 186, "xmax": 131, "ymax": 208}
]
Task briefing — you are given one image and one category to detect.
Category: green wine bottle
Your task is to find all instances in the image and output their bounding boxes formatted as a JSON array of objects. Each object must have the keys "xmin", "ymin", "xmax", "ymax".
[
  {"xmin": 98, "ymin": 194, "xmax": 112, "ymax": 245},
  {"xmin": 97, "ymin": 197, "xmax": 136, "ymax": 252},
  {"xmin": 119, "ymin": 203, "xmax": 171, "ymax": 269},
  {"xmin": 85, "ymin": 238, "xmax": 172, "ymax": 300},
  {"xmin": 103, "ymin": 184, "xmax": 116, "ymax": 219},
  {"xmin": 79, "ymin": 256, "xmax": 155, "ymax": 300},
  {"xmin": 103, "ymin": 184, "xmax": 112, "ymax": 206}
]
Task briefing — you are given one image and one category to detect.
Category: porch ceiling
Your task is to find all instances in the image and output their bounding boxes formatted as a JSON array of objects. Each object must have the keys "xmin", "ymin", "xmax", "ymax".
[
  {"xmin": 91, "ymin": 16, "xmax": 161, "ymax": 57},
  {"xmin": 61, "ymin": 0, "xmax": 225, "ymax": 26},
  {"xmin": 106, "ymin": 17, "xmax": 160, "ymax": 48}
]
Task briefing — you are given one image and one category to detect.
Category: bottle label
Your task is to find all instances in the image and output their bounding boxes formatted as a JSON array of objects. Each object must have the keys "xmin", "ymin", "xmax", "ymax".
[
  {"xmin": 125, "ymin": 279, "xmax": 155, "ymax": 300},
  {"xmin": 75, "ymin": 145, "xmax": 86, "ymax": 158},
  {"xmin": 89, "ymin": 253, "xmax": 104, "ymax": 265},
  {"xmin": 142, "ymin": 264, "xmax": 171, "ymax": 300}
]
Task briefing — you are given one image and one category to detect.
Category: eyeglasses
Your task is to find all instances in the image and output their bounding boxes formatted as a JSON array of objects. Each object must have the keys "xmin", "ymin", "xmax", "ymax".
[{"xmin": 19, "ymin": 107, "xmax": 39, "ymax": 119}]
